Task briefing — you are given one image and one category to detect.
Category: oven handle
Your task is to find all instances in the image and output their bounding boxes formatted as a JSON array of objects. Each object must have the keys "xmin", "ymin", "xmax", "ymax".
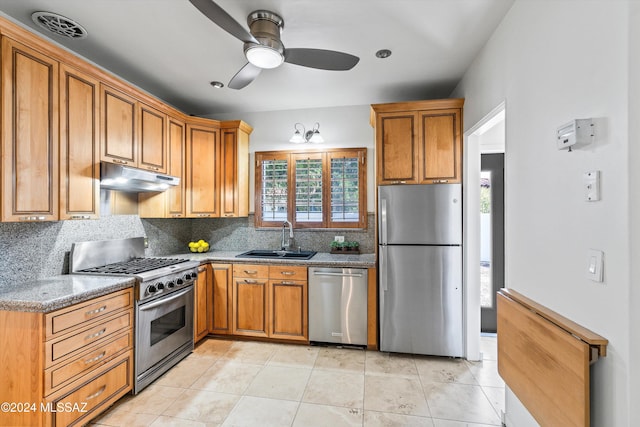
[{"xmin": 138, "ymin": 287, "xmax": 192, "ymax": 311}]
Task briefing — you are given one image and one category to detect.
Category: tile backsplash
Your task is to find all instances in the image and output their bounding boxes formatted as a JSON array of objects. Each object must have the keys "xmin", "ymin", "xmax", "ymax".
[{"xmin": 0, "ymin": 213, "xmax": 374, "ymax": 291}]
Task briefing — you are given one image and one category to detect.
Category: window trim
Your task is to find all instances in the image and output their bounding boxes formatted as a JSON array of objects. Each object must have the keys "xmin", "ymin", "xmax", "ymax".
[{"xmin": 255, "ymin": 148, "xmax": 367, "ymax": 229}]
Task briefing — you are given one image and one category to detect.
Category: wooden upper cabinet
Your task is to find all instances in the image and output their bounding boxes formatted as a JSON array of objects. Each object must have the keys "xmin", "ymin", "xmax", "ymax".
[
  {"xmin": 59, "ymin": 64, "xmax": 100, "ymax": 220},
  {"xmin": 100, "ymin": 84, "xmax": 137, "ymax": 166},
  {"xmin": 186, "ymin": 120, "xmax": 220, "ymax": 218},
  {"xmin": 220, "ymin": 121, "xmax": 251, "ymax": 218},
  {"xmin": 371, "ymin": 99, "xmax": 464, "ymax": 185},
  {"xmin": 138, "ymin": 103, "xmax": 167, "ymax": 173},
  {"xmin": 1, "ymin": 37, "xmax": 59, "ymax": 222},
  {"xmin": 419, "ymin": 109, "xmax": 461, "ymax": 183},
  {"xmin": 166, "ymin": 116, "xmax": 186, "ymax": 217},
  {"xmin": 375, "ymin": 112, "xmax": 420, "ymax": 185}
]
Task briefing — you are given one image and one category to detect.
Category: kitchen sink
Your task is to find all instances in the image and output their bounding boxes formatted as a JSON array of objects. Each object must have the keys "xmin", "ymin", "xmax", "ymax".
[{"xmin": 236, "ymin": 249, "xmax": 317, "ymax": 260}]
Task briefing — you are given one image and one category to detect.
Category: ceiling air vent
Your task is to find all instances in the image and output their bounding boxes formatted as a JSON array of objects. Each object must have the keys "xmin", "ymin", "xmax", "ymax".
[{"xmin": 31, "ymin": 12, "xmax": 88, "ymax": 39}]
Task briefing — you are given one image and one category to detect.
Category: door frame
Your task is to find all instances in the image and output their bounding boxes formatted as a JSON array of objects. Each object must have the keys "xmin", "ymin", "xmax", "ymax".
[{"xmin": 463, "ymin": 101, "xmax": 506, "ymax": 361}]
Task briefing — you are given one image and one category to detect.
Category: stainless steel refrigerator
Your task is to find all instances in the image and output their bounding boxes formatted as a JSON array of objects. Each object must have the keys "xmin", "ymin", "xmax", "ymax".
[{"xmin": 378, "ymin": 184, "xmax": 463, "ymax": 357}]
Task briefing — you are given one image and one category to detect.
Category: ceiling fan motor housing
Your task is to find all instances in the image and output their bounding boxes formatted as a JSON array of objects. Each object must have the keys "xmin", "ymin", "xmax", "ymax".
[{"xmin": 243, "ymin": 10, "xmax": 285, "ymax": 68}]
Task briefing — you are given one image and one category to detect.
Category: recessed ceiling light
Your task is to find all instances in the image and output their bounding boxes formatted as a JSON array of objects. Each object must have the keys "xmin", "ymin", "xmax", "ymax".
[
  {"xmin": 375, "ymin": 49, "xmax": 392, "ymax": 59},
  {"xmin": 210, "ymin": 81, "xmax": 224, "ymax": 89},
  {"xmin": 31, "ymin": 11, "xmax": 88, "ymax": 39}
]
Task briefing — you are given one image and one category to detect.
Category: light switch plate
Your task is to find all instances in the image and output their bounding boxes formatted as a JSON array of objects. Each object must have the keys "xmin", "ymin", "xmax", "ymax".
[
  {"xmin": 583, "ymin": 170, "xmax": 600, "ymax": 202},
  {"xmin": 586, "ymin": 249, "xmax": 604, "ymax": 282},
  {"xmin": 334, "ymin": 236, "xmax": 345, "ymax": 242}
]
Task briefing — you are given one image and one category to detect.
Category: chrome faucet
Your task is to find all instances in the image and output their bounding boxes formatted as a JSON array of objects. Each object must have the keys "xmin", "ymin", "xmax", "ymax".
[{"xmin": 281, "ymin": 220, "xmax": 294, "ymax": 251}]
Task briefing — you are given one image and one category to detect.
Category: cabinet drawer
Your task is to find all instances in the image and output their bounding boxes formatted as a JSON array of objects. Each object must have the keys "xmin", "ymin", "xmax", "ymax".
[
  {"xmin": 269, "ymin": 265, "xmax": 307, "ymax": 280},
  {"xmin": 45, "ymin": 288, "xmax": 133, "ymax": 338},
  {"xmin": 49, "ymin": 350, "xmax": 133, "ymax": 427},
  {"xmin": 44, "ymin": 330, "xmax": 132, "ymax": 395},
  {"xmin": 46, "ymin": 310, "xmax": 132, "ymax": 367},
  {"xmin": 233, "ymin": 264, "xmax": 269, "ymax": 278}
]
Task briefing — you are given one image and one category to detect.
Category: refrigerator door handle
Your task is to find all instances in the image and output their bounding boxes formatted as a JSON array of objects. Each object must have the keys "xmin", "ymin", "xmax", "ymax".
[
  {"xmin": 380, "ymin": 245, "xmax": 388, "ymax": 292},
  {"xmin": 380, "ymin": 198, "xmax": 388, "ymax": 245}
]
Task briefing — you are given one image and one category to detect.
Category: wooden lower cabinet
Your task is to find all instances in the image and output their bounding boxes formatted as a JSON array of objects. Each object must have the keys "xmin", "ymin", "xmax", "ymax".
[
  {"xmin": 230, "ymin": 264, "xmax": 308, "ymax": 342},
  {"xmin": 210, "ymin": 263, "xmax": 232, "ymax": 335},
  {"xmin": 195, "ymin": 264, "xmax": 211, "ymax": 343},
  {"xmin": 0, "ymin": 288, "xmax": 134, "ymax": 427},
  {"xmin": 269, "ymin": 279, "xmax": 307, "ymax": 341},
  {"xmin": 232, "ymin": 265, "xmax": 269, "ymax": 338}
]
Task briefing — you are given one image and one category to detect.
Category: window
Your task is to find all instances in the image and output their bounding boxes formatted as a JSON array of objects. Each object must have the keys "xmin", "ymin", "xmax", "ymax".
[{"xmin": 256, "ymin": 148, "xmax": 367, "ymax": 229}]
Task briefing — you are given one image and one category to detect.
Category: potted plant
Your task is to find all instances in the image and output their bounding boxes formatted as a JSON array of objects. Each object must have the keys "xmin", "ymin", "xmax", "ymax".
[{"xmin": 346, "ymin": 241, "xmax": 360, "ymax": 253}]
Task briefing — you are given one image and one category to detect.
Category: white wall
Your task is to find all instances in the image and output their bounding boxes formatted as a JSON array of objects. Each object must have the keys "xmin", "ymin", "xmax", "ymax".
[
  {"xmin": 452, "ymin": 1, "xmax": 632, "ymax": 425},
  {"xmin": 210, "ymin": 105, "xmax": 375, "ymax": 213}
]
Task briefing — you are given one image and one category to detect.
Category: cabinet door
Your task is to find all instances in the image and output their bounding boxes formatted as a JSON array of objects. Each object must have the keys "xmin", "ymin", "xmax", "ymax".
[
  {"xmin": 59, "ymin": 64, "xmax": 100, "ymax": 220},
  {"xmin": 419, "ymin": 109, "xmax": 462, "ymax": 184},
  {"xmin": 232, "ymin": 277, "xmax": 268, "ymax": 338},
  {"xmin": 1, "ymin": 37, "xmax": 59, "ymax": 222},
  {"xmin": 210, "ymin": 264, "xmax": 232, "ymax": 335},
  {"xmin": 269, "ymin": 280, "xmax": 308, "ymax": 341},
  {"xmin": 138, "ymin": 103, "xmax": 167, "ymax": 173},
  {"xmin": 195, "ymin": 264, "xmax": 210, "ymax": 343},
  {"xmin": 100, "ymin": 84, "xmax": 136, "ymax": 166},
  {"xmin": 166, "ymin": 117, "xmax": 186, "ymax": 217},
  {"xmin": 375, "ymin": 112, "xmax": 419, "ymax": 185},
  {"xmin": 186, "ymin": 123, "xmax": 220, "ymax": 217},
  {"xmin": 219, "ymin": 125, "xmax": 250, "ymax": 217}
]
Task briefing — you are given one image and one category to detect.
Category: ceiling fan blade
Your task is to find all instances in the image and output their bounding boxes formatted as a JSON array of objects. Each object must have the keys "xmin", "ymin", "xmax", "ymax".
[
  {"xmin": 189, "ymin": 0, "xmax": 257, "ymax": 44},
  {"xmin": 228, "ymin": 62, "xmax": 262, "ymax": 89},
  {"xmin": 284, "ymin": 48, "xmax": 360, "ymax": 71}
]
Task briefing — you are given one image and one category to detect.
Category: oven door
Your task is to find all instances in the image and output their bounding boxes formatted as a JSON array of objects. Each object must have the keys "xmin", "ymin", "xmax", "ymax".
[{"xmin": 135, "ymin": 285, "xmax": 194, "ymax": 377}]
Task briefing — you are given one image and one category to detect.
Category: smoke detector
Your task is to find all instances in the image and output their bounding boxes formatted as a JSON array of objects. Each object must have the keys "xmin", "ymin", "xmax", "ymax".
[{"xmin": 31, "ymin": 12, "xmax": 88, "ymax": 39}]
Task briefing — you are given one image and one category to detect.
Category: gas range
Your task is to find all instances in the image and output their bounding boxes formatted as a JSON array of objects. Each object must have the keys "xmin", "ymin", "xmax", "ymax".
[
  {"xmin": 70, "ymin": 237, "xmax": 199, "ymax": 394},
  {"xmin": 70, "ymin": 237, "xmax": 199, "ymax": 301}
]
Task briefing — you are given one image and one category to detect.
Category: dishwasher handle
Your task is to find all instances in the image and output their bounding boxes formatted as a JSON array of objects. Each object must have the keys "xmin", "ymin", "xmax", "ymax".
[{"xmin": 312, "ymin": 271, "xmax": 363, "ymax": 278}]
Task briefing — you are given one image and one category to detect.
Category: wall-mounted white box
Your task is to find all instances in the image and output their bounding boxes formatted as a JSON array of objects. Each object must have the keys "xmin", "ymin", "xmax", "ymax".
[{"xmin": 557, "ymin": 119, "xmax": 594, "ymax": 151}]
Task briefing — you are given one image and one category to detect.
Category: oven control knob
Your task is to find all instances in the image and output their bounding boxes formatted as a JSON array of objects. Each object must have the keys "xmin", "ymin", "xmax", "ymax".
[
  {"xmin": 176, "ymin": 278, "xmax": 184, "ymax": 285},
  {"xmin": 167, "ymin": 281, "xmax": 175, "ymax": 288},
  {"xmin": 147, "ymin": 285, "xmax": 157, "ymax": 294},
  {"xmin": 157, "ymin": 282, "xmax": 165, "ymax": 290}
]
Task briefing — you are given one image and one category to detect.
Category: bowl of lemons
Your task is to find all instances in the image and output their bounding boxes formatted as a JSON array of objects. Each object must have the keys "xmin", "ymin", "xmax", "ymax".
[{"xmin": 188, "ymin": 239, "xmax": 210, "ymax": 253}]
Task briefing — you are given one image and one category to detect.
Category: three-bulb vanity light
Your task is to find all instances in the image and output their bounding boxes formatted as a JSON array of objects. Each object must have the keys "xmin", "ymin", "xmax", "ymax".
[{"xmin": 289, "ymin": 122, "xmax": 324, "ymax": 144}]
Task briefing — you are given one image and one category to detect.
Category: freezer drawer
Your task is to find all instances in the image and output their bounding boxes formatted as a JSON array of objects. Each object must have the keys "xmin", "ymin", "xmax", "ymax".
[
  {"xmin": 379, "ymin": 245, "xmax": 463, "ymax": 357},
  {"xmin": 309, "ymin": 267, "xmax": 368, "ymax": 346}
]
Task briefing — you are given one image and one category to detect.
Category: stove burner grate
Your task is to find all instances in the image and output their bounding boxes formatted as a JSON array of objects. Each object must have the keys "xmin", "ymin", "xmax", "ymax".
[{"xmin": 78, "ymin": 258, "xmax": 187, "ymax": 275}]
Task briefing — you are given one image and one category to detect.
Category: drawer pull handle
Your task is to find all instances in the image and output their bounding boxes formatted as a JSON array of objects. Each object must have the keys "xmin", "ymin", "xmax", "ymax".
[
  {"xmin": 70, "ymin": 215, "xmax": 91, "ymax": 220},
  {"xmin": 113, "ymin": 159, "xmax": 128, "ymax": 165},
  {"xmin": 85, "ymin": 385, "xmax": 106, "ymax": 401},
  {"xmin": 85, "ymin": 328, "xmax": 106, "ymax": 341},
  {"xmin": 198, "ymin": 214, "xmax": 211, "ymax": 217},
  {"xmin": 278, "ymin": 281, "xmax": 296, "ymax": 285},
  {"xmin": 432, "ymin": 179, "xmax": 449, "ymax": 183},
  {"xmin": 243, "ymin": 270, "xmax": 258, "ymax": 275},
  {"xmin": 20, "ymin": 216, "xmax": 46, "ymax": 221},
  {"xmin": 147, "ymin": 166, "xmax": 160, "ymax": 171},
  {"xmin": 84, "ymin": 351, "xmax": 106, "ymax": 364},
  {"xmin": 85, "ymin": 306, "xmax": 107, "ymax": 316},
  {"xmin": 243, "ymin": 279, "xmax": 257, "ymax": 284},
  {"xmin": 280, "ymin": 271, "xmax": 295, "ymax": 276}
]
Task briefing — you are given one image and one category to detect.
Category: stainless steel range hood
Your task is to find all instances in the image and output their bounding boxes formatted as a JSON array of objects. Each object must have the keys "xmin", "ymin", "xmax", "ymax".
[{"xmin": 100, "ymin": 162, "xmax": 179, "ymax": 192}]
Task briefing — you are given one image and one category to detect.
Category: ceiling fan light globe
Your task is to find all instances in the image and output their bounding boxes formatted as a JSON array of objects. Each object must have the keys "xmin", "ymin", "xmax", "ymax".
[{"xmin": 246, "ymin": 45, "xmax": 284, "ymax": 69}]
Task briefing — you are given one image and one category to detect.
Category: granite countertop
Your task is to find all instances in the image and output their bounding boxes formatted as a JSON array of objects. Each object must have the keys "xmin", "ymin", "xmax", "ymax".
[
  {"xmin": 167, "ymin": 250, "xmax": 377, "ymax": 268},
  {"xmin": 0, "ymin": 275, "xmax": 135, "ymax": 313},
  {"xmin": 0, "ymin": 250, "xmax": 375, "ymax": 314}
]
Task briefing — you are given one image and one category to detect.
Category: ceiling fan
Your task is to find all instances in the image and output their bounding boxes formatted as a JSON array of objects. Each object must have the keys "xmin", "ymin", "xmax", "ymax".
[{"xmin": 189, "ymin": 0, "xmax": 360, "ymax": 89}]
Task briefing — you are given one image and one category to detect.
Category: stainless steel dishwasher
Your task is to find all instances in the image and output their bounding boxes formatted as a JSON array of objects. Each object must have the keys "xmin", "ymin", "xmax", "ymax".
[{"xmin": 309, "ymin": 267, "xmax": 368, "ymax": 346}]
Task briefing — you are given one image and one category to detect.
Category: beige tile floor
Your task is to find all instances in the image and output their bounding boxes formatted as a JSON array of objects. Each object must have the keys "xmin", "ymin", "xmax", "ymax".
[{"xmin": 91, "ymin": 335, "xmax": 504, "ymax": 427}]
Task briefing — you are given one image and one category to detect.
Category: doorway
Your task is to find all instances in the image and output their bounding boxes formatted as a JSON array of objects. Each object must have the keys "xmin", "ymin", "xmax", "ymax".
[
  {"xmin": 462, "ymin": 102, "xmax": 505, "ymax": 360},
  {"xmin": 480, "ymin": 153, "xmax": 504, "ymax": 332}
]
